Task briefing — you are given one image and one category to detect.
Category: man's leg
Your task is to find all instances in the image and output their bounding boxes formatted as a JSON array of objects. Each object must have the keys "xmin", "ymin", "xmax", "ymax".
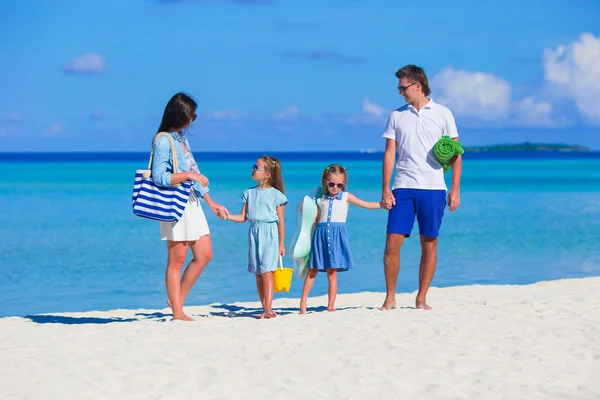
[
  {"xmin": 415, "ymin": 190, "xmax": 446, "ymax": 310},
  {"xmin": 379, "ymin": 233, "xmax": 405, "ymax": 310},
  {"xmin": 416, "ymin": 236, "xmax": 437, "ymax": 309},
  {"xmin": 380, "ymin": 189, "xmax": 414, "ymax": 310}
]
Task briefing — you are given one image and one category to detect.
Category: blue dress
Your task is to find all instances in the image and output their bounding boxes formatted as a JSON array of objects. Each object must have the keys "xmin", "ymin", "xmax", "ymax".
[
  {"xmin": 309, "ymin": 189, "xmax": 354, "ymax": 271},
  {"xmin": 242, "ymin": 186, "xmax": 288, "ymax": 275}
]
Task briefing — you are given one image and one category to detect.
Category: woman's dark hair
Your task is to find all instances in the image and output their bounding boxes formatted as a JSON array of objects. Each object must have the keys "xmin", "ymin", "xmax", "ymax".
[{"xmin": 157, "ymin": 92, "xmax": 198, "ymax": 134}]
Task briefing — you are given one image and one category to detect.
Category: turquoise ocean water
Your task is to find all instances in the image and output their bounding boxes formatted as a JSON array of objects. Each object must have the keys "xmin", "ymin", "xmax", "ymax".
[{"xmin": 1, "ymin": 152, "xmax": 599, "ymax": 317}]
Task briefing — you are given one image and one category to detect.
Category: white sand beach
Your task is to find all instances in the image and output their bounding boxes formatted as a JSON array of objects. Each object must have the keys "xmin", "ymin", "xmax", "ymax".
[{"xmin": 1, "ymin": 277, "xmax": 599, "ymax": 400}]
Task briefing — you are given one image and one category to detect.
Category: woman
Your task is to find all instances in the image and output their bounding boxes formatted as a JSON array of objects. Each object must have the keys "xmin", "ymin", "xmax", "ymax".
[{"xmin": 151, "ymin": 92, "xmax": 229, "ymax": 321}]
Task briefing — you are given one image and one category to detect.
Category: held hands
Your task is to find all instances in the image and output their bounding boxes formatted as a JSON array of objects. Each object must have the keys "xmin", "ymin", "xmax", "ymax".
[
  {"xmin": 216, "ymin": 208, "xmax": 229, "ymax": 220},
  {"xmin": 381, "ymin": 189, "xmax": 395, "ymax": 210},
  {"xmin": 206, "ymin": 201, "xmax": 229, "ymax": 219}
]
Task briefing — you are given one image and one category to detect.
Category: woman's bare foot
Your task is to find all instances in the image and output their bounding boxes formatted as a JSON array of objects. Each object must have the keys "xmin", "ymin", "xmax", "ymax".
[
  {"xmin": 327, "ymin": 307, "xmax": 336, "ymax": 312},
  {"xmin": 259, "ymin": 310, "xmax": 277, "ymax": 319},
  {"xmin": 379, "ymin": 296, "xmax": 397, "ymax": 310},
  {"xmin": 416, "ymin": 300, "xmax": 432, "ymax": 310},
  {"xmin": 172, "ymin": 313, "xmax": 194, "ymax": 321}
]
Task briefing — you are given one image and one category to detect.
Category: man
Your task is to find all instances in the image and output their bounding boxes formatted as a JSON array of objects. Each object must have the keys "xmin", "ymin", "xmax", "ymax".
[{"xmin": 380, "ymin": 64, "xmax": 462, "ymax": 310}]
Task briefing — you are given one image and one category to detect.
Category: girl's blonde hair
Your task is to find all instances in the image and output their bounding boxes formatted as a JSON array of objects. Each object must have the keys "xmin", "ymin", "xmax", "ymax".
[
  {"xmin": 321, "ymin": 164, "xmax": 348, "ymax": 194},
  {"xmin": 260, "ymin": 155, "xmax": 285, "ymax": 194}
]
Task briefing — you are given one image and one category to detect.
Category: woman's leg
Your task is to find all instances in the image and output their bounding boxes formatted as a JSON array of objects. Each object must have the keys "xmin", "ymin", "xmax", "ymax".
[
  {"xmin": 179, "ymin": 234, "xmax": 213, "ymax": 305},
  {"xmin": 166, "ymin": 240, "xmax": 193, "ymax": 321},
  {"xmin": 299, "ymin": 269, "xmax": 318, "ymax": 314},
  {"xmin": 326, "ymin": 268, "xmax": 338, "ymax": 312}
]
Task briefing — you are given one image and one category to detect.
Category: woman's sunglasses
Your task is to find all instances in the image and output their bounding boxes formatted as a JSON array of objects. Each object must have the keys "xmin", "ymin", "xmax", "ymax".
[{"xmin": 326, "ymin": 181, "xmax": 345, "ymax": 189}]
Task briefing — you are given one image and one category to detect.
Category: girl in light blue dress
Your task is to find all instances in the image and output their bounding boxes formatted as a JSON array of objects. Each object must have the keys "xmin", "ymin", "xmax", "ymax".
[
  {"xmin": 299, "ymin": 164, "xmax": 383, "ymax": 314},
  {"xmin": 220, "ymin": 156, "xmax": 287, "ymax": 319}
]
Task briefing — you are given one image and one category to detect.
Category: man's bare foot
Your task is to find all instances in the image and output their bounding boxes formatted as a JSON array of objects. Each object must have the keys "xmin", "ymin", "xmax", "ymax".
[
  {"xmin": 299, "ymin": 302, "xmax": 307, "ymax": 315},
  {"xmin": 379, "ymin": 297, "xmax": 397, "ymax": 310},
  {"xmin": 327, "ymin": 307, "xmax": 336, "ymax": 312},
  {"xmin": 172, "ymin": 313, "xmax": 194, "ymax": 321},
  {"xmin": 416, "ymin": 300, "xmax": 432, "ymax": 310}
]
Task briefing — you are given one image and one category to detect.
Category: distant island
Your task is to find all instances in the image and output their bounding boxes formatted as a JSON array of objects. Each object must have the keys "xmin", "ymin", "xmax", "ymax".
[{"xmin": 464, "ymin": 142, "xmax": 591, "ymax": 152}]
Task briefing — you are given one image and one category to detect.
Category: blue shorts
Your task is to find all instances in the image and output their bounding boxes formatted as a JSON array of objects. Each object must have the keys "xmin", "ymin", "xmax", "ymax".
[{"xmin": 386, "ymin": 189, "xmax": 446, "ymax": 238}]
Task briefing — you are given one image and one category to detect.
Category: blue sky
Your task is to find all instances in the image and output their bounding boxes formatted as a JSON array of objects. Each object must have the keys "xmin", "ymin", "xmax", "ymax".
[{"xmin": 1, "ymin": 0, "xmax": 599, "ymax": 151}]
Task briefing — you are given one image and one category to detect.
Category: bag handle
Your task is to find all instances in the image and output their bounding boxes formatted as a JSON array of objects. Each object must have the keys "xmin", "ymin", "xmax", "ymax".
[{"xmin": 148, "ymin": 132, "xmax": 180, "ymax": 173}]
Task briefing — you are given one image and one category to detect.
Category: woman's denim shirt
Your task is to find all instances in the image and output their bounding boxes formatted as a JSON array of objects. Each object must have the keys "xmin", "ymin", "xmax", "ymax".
[{"xmin": 150, "ymin": 131, "xmax": 209, "ymax": 199}]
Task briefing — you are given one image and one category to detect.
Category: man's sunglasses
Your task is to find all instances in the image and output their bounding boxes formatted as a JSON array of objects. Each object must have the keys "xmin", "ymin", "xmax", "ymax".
[
  {"xmin": 397, "ymin": 82, "xmax": 417, "ymax": 92},
  {"xmin": 326, "ymin": 181, "xmax": 345, "ymax": 189}
]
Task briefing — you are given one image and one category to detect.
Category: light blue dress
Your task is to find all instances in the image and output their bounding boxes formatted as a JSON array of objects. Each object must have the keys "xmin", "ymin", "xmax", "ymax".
[{"xmin": 243, "ymin": 186, "xmax": 288, "ymax": 275}]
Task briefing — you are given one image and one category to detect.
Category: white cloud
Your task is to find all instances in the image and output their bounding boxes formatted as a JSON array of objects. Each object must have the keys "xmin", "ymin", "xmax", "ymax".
[
  {"xmin": 543, "ymin": 33, "xmax": 600, "ymax": 126},
  {"xmin": 431, "ymin": 67, "xmax": 564, "ymax": 127},
  {"xmin": 5, "ymin": 114, "xmax": 22, "ymax": 123},
  {"xmin": 89, "ymin": 110, "xmax": 105, "ymax": 121},
  {"xmin": 0, "ymin": 125, "xmax": 17, "ymax": 137},
  {"xmin": 43, "ymin": 122, "xmax": 63, "ymax": 136},
  {"xmin": 275, "ymin": 105, "xmax": 299, "ymax": 119},
  {"xmin": 1, "ymin": 115, "xmax": 21, "ymax": 137},
  {"xmin": 431, "ymin": 67, "xmax": 512, "ymax": 121},
  {"xmin": 204, "ymin": 109, "xmax": 238, "ymax": 120},
  {"xmin": 199, "ymin": 99, "xmax": 388, "ymax": 131},
  {"xmin": 64, "ymin": 53, "xmax": 106, "ymax": 74},
  {"xmin": 512, "ymin": 97, "xmax": 557, "ymax": 127},
  {"xmin": 362, "ymin": 97, "xmax": 387, "ymax": 117}
]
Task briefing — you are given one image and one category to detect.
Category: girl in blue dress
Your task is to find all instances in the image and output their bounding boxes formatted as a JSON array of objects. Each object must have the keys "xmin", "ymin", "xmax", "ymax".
[
  {"xmin": 220, "ymin": 156, "xmax": 287, "ymax": 319},
  {"xmin": 299, "ymin": 164, "xmax": 383, "ymax": 314}
]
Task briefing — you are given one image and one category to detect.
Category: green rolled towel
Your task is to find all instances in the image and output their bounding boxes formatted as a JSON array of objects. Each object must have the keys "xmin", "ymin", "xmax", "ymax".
[{"xmin": 434, "ymin": 136, "xmax": 464, "ymax": 173}]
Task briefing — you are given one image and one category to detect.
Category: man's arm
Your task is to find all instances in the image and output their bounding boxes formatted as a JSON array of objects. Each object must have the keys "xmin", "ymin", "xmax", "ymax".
[
  {"xmin": 382, "ymin": 139, "xmax": 396, "ymax": 209},
  {"xmin": 448, "ymin": 137, "xmax": 462, "ymax": 212}
]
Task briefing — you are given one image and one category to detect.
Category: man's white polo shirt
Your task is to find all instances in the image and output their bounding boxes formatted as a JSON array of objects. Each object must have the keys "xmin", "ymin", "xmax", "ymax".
[{"xmin": 382, "ymin": 99, "xmax": 458, "ymax": 191}]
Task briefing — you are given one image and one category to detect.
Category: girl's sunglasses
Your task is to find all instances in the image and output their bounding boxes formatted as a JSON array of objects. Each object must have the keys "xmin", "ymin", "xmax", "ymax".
[
  {"xmin": 327, "ymin": 181, "xmax": 345, "ymax": 189},
  {"xmin": 252, "ymin": 164, "xmax": 266, "ymax": 172}
]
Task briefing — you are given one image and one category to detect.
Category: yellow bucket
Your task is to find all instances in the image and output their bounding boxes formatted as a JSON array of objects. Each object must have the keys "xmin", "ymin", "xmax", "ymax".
[{"xmin": 273, "ymin": 255, "xmax": 294, "ymax": 292}]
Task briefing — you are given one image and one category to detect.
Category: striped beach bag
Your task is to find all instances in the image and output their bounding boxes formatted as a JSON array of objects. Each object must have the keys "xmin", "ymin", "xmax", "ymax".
[{"xmin": 132, "ymin": 132, "xmax": 192, "ymax": 222}]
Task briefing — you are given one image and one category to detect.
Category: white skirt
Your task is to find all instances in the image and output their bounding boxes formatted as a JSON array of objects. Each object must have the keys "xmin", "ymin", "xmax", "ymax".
[{"xmin": 160, "ymin": 191, "xmax": 210, "ymax": 241}]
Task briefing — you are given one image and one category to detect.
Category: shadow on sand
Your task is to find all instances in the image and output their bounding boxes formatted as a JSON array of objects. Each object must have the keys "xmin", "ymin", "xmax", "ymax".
[{"xmin": 24, "ymin": 304, "xmax": 370, "ymax": 324}]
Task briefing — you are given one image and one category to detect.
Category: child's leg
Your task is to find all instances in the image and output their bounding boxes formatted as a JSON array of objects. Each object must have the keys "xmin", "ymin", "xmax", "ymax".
[
  {"xmin": 255, "ymin": 274, "xmax": 265, "ymax": 309},
  {"xmin": 326, "ymin": 268, "xmax": 338, "ymax": 312},
  {"xmin": 259, "ymin": 271, "xmax": 275, "ymax": 319},
  {"xmin": 299, "ymin": 269, "xmax": 318, "ymax": 314}
]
